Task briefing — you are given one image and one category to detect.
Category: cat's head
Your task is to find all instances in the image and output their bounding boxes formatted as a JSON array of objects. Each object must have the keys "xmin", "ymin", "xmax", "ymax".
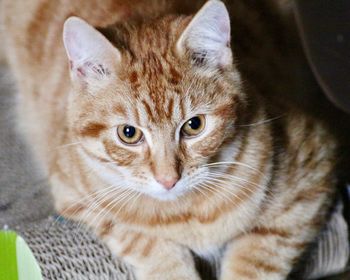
[{"xmin": 63, "ymin": 0, "xmax": 245, "ymax": 201}]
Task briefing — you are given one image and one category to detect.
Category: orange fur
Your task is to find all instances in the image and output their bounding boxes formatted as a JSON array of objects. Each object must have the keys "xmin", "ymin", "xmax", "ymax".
[{"xmin": 2, "ymin": 0, "xmax": 338, "ymax": 279}]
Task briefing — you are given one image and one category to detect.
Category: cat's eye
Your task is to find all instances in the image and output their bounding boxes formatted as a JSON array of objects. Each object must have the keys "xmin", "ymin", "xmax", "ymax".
[
  {"xmin": 117, "ymin": 125, "xmax": 144, "ymax": 145},
  {"xmin": 181, "ymin": 115, "xmax": 206, "ymax": 138}
]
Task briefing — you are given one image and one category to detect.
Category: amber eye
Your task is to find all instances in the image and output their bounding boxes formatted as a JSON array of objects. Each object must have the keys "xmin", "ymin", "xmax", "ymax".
[
  {"xmin": 117, "ymin": 125, "xmax": 144, "ymax": 145},
  {"xmin": 181, "ymin": 115, "xmax": 206, "ymax": 137}
]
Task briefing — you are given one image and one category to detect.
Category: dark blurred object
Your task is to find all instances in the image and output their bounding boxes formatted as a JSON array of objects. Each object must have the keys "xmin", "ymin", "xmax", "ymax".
[
  {"xmin": 292, "ymin": 2, "xmax": 350, "ymax": 279},
  {"xmin": 294, "ymin": 0, "xmax": 350, "ymax": 114}
]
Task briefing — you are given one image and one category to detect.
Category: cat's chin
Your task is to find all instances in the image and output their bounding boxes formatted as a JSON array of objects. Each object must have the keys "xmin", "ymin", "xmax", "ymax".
[{"xmin": 145, "ymin": 189, "xmax": 187, "ymax": 201}]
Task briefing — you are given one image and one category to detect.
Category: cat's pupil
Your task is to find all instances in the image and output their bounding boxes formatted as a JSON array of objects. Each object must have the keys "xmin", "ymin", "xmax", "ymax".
[
  {"xmin": 188, "ymin": 117, "xmax": 201, "ymax": 130},
  {"xmin": 123, "ymin": 126, "xmax": 136, "ymax": 138}
]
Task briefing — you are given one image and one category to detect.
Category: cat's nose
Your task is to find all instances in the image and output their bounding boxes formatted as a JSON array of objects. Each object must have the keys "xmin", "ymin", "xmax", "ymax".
[{"xmin": 156, "ymin": 175, "xmax": 179, "ymax": 190}]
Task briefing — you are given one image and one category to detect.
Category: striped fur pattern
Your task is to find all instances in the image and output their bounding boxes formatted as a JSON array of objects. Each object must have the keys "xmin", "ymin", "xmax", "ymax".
[{"xmin": 2, "ymin": 0, "xmax": 338, "ymax": 279}]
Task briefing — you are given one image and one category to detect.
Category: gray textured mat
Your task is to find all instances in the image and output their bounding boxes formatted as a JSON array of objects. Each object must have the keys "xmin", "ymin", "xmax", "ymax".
[
  {"xmin": 15, "ymin": 217, "xmax": 135, "ymax": 280},
  {"xmin": 0, "ymin": 65, "xmax": 53, "ymax": 227}
]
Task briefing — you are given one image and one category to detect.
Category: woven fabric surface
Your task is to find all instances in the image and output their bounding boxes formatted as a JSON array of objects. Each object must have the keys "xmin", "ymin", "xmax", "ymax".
[{"xmin": 15, "ymin": 217, "xmax": 135, "ymax": 280}]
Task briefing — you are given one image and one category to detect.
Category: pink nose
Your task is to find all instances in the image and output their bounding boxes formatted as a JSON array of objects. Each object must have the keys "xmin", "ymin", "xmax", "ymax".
[{"xmin": 156, "ymin": 176, "xmax": 179, "ymax": 190}]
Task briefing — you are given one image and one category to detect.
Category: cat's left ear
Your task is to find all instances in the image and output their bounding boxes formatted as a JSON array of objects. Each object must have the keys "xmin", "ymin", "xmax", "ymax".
[
  {"xmin": 176, "ymin": 0, "xmax": 232, "ymax": 69},
  {"xmin": 63, "ymin": 17, "xmax": 120, "ymax": 84}
]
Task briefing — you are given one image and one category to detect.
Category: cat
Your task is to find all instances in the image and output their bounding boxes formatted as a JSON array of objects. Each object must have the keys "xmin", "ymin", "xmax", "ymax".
[{"xmin": 2, "ymin": 0, "xmax": 338, "ymax": 279}]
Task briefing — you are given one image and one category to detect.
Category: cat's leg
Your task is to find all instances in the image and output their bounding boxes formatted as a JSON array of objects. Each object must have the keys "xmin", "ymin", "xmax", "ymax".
[
  {"xmin": 102, "ymin": 228, "xmax": 201, "ymax": 280},
  {"xmin": 220, "ymin": 230, "xmax": 302, "ymax": 280},
  {"xmin": 220, "ymin": 134, "xmax": 336, "ymax": 280},
  {"xmin": 220, "ymin": 197, "xmax": 330, "ymax": 280}
]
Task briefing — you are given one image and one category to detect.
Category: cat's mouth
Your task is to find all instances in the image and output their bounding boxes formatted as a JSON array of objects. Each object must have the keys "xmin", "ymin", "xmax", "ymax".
[{"xmin": 142, "ymin": 183, "xmax": 189, "ymax": 201}]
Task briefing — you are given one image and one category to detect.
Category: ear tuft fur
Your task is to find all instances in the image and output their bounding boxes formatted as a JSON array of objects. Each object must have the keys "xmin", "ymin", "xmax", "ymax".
[{"xmin": 63, "ymin": 17, "xmax": 120, "ymax": 83}]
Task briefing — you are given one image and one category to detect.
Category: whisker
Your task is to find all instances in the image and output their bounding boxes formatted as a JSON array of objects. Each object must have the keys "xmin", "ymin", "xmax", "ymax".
[
  {"xmin": 72, "ymin": 189, "xmax": 122, "ymax": 232},
  {"xmin": 205, "ymin": 171, "xmax": 274, "ymax": 198},
  {"xmin": 128, "ymin": 192, "xmax": 143, "ymax": 212},
  {"xmin": 200, "ymin": 178, "xmax": 244, "ymax": 200},
  {"xmin": 93, "ymin": 188, "xmax": 138, "ymax": 227},
  {"xmin": 114, "ymin": 190, "xmax": 140, "ymax": 217},
  {"xmin": 54, "ymin": 141, "xmax": 82, "ymax": 150},
  {"xmin": 208, "ymin": 171, "xmax": 263, "ymax": 188},
  {"xmin": 205, "ymin": 176, "xmax": 263, "ymax": 203},
  {"xmin": 199, "ymin": 174, "xmax": 259, "ymax": 202},
  {"xmin": 196, "ymin": 182, "xmax": 253, "ymax": 220},
  {"xmin": 236, "ymin": 115, "xmax": 284, "ymax": 127},
  {"xmin": 200, "ymin": 172, "xmax": 275, "ymax": 211},
  {"xmin": 198, "ymin": 180, "xmax": 253, "ymax": 219},
  {"xmin": 78, "ymin": 186, "xmax": 125, "ymax": 227},
  {"xmin": 92, "ymin": 189, "xmax": 138, "ymax": 230},
  {"xmin": 87, "ymin": 188, "xmax": 132, "ymax": 228},
  {"xmin": 80, "ymin": 159, "xmax": 124, "ymax": 181},
  {"xmin": 192, "ymin": 183, "xmax": 213, "ymax": 202},
  {"xmin": 202, "ymin": 161, "xmax": 267, "ymax": 179},
  {"xmin": 52, "ymin": 184, "xmax": 118, "ymax": 227},
  {"xmin": 199, "ymin": 182, "xmax": 234, "ymax": 203}
]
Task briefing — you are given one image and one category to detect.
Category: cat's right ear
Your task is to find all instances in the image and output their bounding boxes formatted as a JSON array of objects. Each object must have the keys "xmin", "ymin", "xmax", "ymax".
[
  {"xmin": 176, "ymin": 0, "xmax": 232, "ymax": 69},
  {"xmin": 63, "ymin": 17, "xmax": 120, "ymax": 85}
]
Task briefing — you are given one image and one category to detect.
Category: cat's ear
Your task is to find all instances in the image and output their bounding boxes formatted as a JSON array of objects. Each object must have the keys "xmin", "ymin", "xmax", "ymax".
[
  {"xmin": 63, "ymin": 17, "xmax": 120, "ymax": 84},
  {"xmin": 176, "ymin": 0, "xmax": 232, "ymax": 68}
]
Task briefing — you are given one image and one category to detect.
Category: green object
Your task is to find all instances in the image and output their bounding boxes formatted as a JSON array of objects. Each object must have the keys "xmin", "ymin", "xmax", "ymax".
[
  {"xmin": 0, "ymin": 230, "xmax": 43, "ymax": 280},
  {"xmin": 0, "ymin": 231, "xmax": 18, "ymax": 280}
]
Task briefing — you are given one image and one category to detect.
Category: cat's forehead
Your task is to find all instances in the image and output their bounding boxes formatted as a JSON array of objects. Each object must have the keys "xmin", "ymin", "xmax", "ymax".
[
  {"xmin": 97, "ymin": 16, "xmax": 236, "ymax": 125},
  {"xmin": 126, "ymin": 15, "xmax": 190, "ymax": 57},
  {"xmin": 117, "ymin": 67, "xmax": 191, "ymax": 126},
  {"xmin": 120, "ymin": 52, "xmax": 186, "ymax": 100},
  {"xmin": 110, "ymin": 18, "xmax": 193, "ymax": 122},
  {"xmin": 117, "ymin": 17, "xmax": 189, "ymax": 83}
]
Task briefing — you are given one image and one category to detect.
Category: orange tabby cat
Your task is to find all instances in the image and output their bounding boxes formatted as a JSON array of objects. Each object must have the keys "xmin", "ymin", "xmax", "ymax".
[{"xmin": 2, "ymin": 0, "xmax": 337, "ymax": 279}]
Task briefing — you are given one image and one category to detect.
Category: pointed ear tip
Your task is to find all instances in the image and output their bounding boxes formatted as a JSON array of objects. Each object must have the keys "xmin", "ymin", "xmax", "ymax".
[
  {"xmin": 208, "ymin": 0, "xmax": 224, "ymax": 5},
  {"xmin": 205, "ymin": 0, "xmax": 227, "ymax": 9},
  {"xmin": 63, "ymin": 17, "xmax": 83, "ymax": 55},
  {"xmin": 200, "ymin": 0, "xmax": 230, "ymax": 22},
  {"xmin": 63, "ymin": 16, "xmax": 88, "ymax": 33}
]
